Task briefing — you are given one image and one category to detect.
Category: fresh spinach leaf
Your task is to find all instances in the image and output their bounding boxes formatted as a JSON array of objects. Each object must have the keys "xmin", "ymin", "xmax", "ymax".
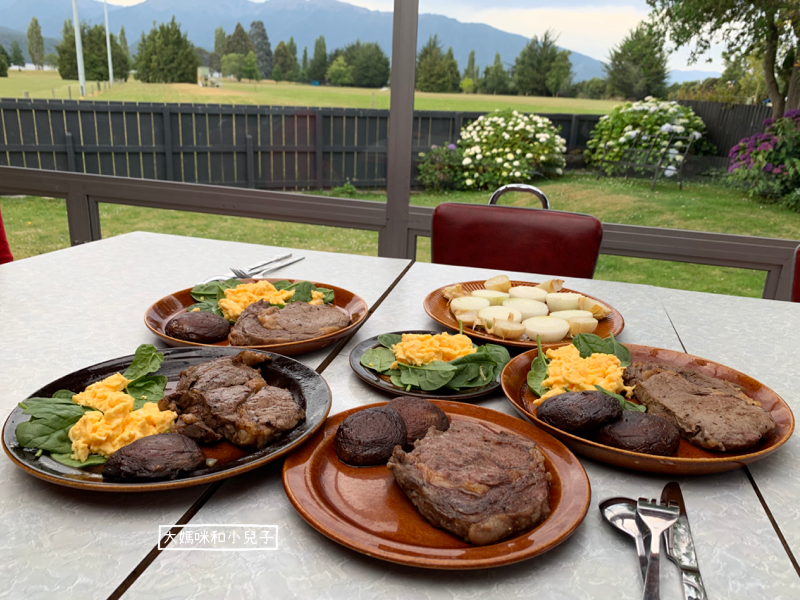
[
  {"xmin": 607, "ymin": 333, "xmax": 631, "ymax": 367},
  {"xmin": 16, "ymin": 419, "xmax": 77, "ymax": 454},
  {"xmin": 360, "ymin": 347, "xmax": 396, "ymax": 373},
  {"xmin": 595, "ymin": 385, "xmax": 646, "ymax": 412},
  {"xmin": 316, "ymin": 286, "xmax": 335, "ymax": 304},
  {"xmin": 389, "ymin": 370, "xmax": 404, "ymax": 389},
  {"xmin": 123, "ymin": 345, "xmax": 165, "ymax": 381},
  {"xmin": 19, "ymin": 397, "xmax": 91, "ymax": 421},
  {"xmin": 289, "ymin": 281, "xmax": 315, "ymax": 303},
  {"xmin": 126, "ymin": 375, "xmax": 169, "ymax": 409},
  {"xmin": 527, "ymin": 336, "xmax": 550, "ymax": 397},
  {"xmin": 483, "ymin": 344, "xmax": 511, "ymax": 369},
  {"xmin": 190, "ymin": 281, "xmax": 223, "ymax": 301},
  {"xmin": 397, "ymin": 362, "xmax": 458, "ymax": 391},
  {"xmin": 188, "ymin": 300, "xmax": 226, "ymax": 319},
  {"xmin": 52, "ymin": 390, "xmax": 76, "ymax": 400},
  {"xmin": 447, "ymin": 360, "xmax": 496, "ymax": 388},
  {"xmin": 378, "ymin": 333, "xmax": 402, "ymax": 349},
  {"xmin": 50, "ymin": 453, "xmax": 107, "ymax": 468},
  {"xmin": 271, "ymin": 280, "xmax": 293, "ymax": 290},
  {"xmin": 572, "ymin": 334, "xmax": 611, "ymax": 358}
]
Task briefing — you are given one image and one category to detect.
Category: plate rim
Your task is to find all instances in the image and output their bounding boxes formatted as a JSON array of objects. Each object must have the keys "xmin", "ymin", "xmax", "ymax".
[
  {"xmin": 144, "ymin": 277, "xmax": 368, "ymax": 353},
  {"xmin": 348, "ymin": 329, "xmax": 502, "ymax": 401},
  {"xmin": 2, "ymin": 347, "xmax": 333, "ymax": 492},
  {"xmin": 282, "ymin": 400, "xmax": 591, "ymax": 569},
  {"xmin": 500, "ymin": 343, "xmax": 796, "ymax": 470},
  {"xmin": 423, "ymin": 279, "xmax": 624, "ymax": 349}
]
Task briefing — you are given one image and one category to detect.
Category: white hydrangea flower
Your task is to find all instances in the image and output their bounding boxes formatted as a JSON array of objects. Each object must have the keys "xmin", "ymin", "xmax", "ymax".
[
  {"xmin": 514, "ymin": 171, "xmax": 521, "ymax": 177},
  {"xmin": 660, "ymin": 124, "xmax": 673, "ymax": 133},
  {"xmin": 462, "ymin": 157, "xmax": 472, "ymax": 166},
  {"xmin": 526, "ymin": 153, "xmax": 533, "ymax": 159},
  {"xmin": 556, "ymin": 168, "xmax": 563, "ymax": 175},
  {"xmin": 465, "ymin": 178, "xmax": 474, "ymax": 186},
  {"xmin": 476, "ymin": 153, "xmax": 483, "ymax": 160},
  {"xmin": 506, "ymin": 152, "xmax": 514, "ymax": 160},
  {"xmin": 496, "ymin": 157, "xmax": 503, "ymax": 163},
  {"xmin": 502, "ymin": 171, "xmax": 508, "ymax": 176}
]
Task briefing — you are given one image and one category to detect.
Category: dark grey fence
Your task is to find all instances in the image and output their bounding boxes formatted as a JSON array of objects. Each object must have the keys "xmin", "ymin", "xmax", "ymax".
[
  {"xmin": 0, "ymin": 98, "xmax": 601, "ymax": 190},
  {"xmin": 679, "ymin": 100, "xmax": 772, "ymax": 156}
]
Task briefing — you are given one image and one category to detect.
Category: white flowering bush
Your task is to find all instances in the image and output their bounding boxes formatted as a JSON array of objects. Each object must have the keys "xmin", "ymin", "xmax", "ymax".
[
  {"xmin": 458, "ymin": 109, "xmax": 566, "ymax": 190},
  {"xmin": 585, "ymin": 97, "xmax": 715, "ymax": 173}
]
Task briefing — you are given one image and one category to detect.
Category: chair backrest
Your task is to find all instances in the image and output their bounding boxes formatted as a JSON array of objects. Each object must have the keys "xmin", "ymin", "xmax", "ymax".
[
  {"xmin": 0, "ymin": 206, "xmax": 12, "ymax": 265},
  {"xmin": 792, "ymin": 244, "xmax": 800, "ymax": 302},
  {"xmin": 431, "ymin": 203, "xmax": 603, "ymax": 279}
]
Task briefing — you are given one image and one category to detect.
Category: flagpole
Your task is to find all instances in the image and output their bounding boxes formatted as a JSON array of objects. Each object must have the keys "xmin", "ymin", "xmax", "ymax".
[
  {"xmin": 71, "ymin": 0, "xmax": 86, "ymax": 96},
  {"xmin": 103, "ymin": 0, "xmax": 114, "ymax": 85}
]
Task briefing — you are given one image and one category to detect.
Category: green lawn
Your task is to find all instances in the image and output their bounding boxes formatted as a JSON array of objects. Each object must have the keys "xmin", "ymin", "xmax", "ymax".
[
  {"xmin": 4, "ymin": 173, "xmax": 798, "ymax": 298},
  {"xmin": 0, "ymin": 70, "xmax": 618, "ymax": 114}
]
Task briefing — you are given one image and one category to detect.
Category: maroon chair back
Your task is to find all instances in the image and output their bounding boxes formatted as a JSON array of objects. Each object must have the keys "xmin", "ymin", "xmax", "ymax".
[
  {"xmin": 792, "ymin": 244, "xmax": 800, "ymax": 303},
  {"xmin": 431, "ymin": 203, "xmax": 603, "ymax": 279},
  {"xmin": 0, "ymin": 206, "xmax": 12, "ymax": 265}
]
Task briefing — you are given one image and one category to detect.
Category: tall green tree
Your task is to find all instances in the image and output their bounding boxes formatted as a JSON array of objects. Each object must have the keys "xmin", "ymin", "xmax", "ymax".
[
  {"xmin": 214, "ymin": 27, "xmax": 226, "ymax": 56},
  {"xmin": 119, "ymin": 27, "xmax": 129, "ymax": 60},
  {"xmin": 285, "ymin": 37, "xmax": 299, "ymax": 80},
  {"xmin": 10, "ymin": 41, "xmax": 24, "ymax": 70},
  {"xmin": 350, "ymin": 41, "xmax": 389, "ymax": 88},
  {"xmin": 272, "ymin": 63, "xmax": 283, "ymax": 82},
  {"xmin": 308, "ymin": 35, "xmax": 327, "ymax": 83},
  {"xmin": 326, "ymin": 55, "xmax": 353, "ymax": 86},
  {"xmin": 546, "ymin": 50, "xmax": 573, "ymax": 96},
  {"xmin": 221, "ymin": 53, "xmax": 245, "ymax": 81},
  {"xmin": 514, "ymin": 30, "xmax": 561, "ymax": 96},
  {"xmin": 300, "ymin": 46, "xmax": 309, "ymax": 82},
  {"xmin": 444, "ymin": 47, "xmax": 460, "ymax": 92},
  {"xmin": 27, "ymin": 17, "xmax": 44, "ymax": 69},
  {"xmin": 0, "ymin": 53, "xmax": 7, "ymax": 78},
  {"xmin": 44, "ymin": 53, "xmax": 58, "ymax": 69},
  {"xmin": 242, "ymin": 51, "xmax": 261, "ymax": 81},
  {"xmin": 605, "ymin": 23, "xmax": 669, "ymax": 100},
  {"xmin": 56, "ymin": 21, "xmax": 129, "ymax": 81},
  {"xmin": 416, "ymin": 35, "xmax": 450, "ymax": 92},
  {"xmin": 134, "ymin": 18, "xmax": 196, "ymax": 83},
  {"xmin": 481, "ymin": 53, "xmax": 510, "ymax": 94},
  {"xmin": 0, "ymin": 44, "xmax": 9, "ymax": 68},
  {"xmin": 464, "ymin": 50, "xmax": 478, "ymax": 81},
  {"xmin": 225, "ymin": 23, "xmax": 254, "ymax": 56},
  {"xmin": 249, "ymin": 20, "xmax": 272, "ymax": 78},
  {"xmin": 273, "ymin": 41, "xmax": 295, "ymax": 79},
  {"xmin": 647, "ymin": 0, "xmax": 800, "ymax": 117}
]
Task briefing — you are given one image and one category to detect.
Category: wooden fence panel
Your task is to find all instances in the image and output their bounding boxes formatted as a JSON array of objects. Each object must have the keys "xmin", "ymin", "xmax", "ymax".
[
  {"xmin": 138, "ymin": 109, "xmax": 157, "ymax": 180},
  {"xmin": 50, "ymin": 107, "xmax": 69, "ymax": 172},
  {"xmin": 109, "ymin": 109, "xmax": 128, "ymax": 177},
  {"xmin": 679, "ymin": 100, "xmax": 771, "ymax": 157},
  {"xmin": 94, "ymin": 107, "xmax": 115, "ymax": 176},
  {"xmin": 32, "ymin": 106, "xmax": 53, "ymax": 171},
  {"xmin": 79, "ymin": 105, "xmax": 100, "ymax": 175},
  {"xmin": 296, "ymin": 111, "xmax": 311, "ymax": 187},
  {"xmin": 2, "ymin": 106, "xmax": 24, "ymax": 167}
]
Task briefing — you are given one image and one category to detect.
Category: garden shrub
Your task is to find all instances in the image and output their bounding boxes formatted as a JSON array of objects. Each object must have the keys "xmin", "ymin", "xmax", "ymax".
[
  {"xmin": 416, "ymin": 109, "xmax": 566, "ymax": 192},
  {"xmin": 728, "ymin": 111, "xmax": 800, "ymax": 206},
  {"xmin": 585, "ymin": 97, "xmax": 715, "ymax": 174}
]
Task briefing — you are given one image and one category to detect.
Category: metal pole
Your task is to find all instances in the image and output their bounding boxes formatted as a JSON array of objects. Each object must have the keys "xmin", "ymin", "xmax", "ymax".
[
  {"xmin": 379, "ymin": 0, "xmax": 419, "ymax": 259},
  {"xmin": 71, "ymin": 0, "xmax": 86, "ymax": 96},
  {"xmin": 103, "ymin": 0, "xmax": 113, "ymax": 85}
]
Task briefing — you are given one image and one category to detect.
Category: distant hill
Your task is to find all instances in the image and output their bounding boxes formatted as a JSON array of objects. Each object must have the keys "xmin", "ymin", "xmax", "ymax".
[
  {"xmin": 1, "ymin": 0, "xmax": 607, "ymax": 82},
  {"xmin": 0, "ymin": 25, "xmax": 60, "ymax": 62},
  {"xmin": 669, "ymin": 69, "xmax": 723, "ymax": 84}
]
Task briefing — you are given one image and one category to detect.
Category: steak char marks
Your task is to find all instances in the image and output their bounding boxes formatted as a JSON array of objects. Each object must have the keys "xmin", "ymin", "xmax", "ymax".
[
  {"xmin": 626, "ymin": 362, "xmax": 776, "ymax": 452},
  {"xmin": 159, "ymin": 351, "xmax": 305, "ymax": 449},
  {"xmin": 387, "ymin": 421, "xmax": 550, "ymax": 546},
  {"xmin": 229, "ymin": 300, "xmax": 350, "ymax": 346}
]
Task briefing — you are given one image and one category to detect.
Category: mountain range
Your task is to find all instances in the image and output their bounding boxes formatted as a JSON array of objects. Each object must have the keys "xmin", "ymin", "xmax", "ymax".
[{"xmin": 0, "ymin": 0, "xmax": 718, "ymax": 83}]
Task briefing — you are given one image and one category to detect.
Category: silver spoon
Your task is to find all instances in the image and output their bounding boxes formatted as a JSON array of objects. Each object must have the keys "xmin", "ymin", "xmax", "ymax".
[{"xmin": 599, "ymin": 497, "xmax": 648, "ymax": 582}]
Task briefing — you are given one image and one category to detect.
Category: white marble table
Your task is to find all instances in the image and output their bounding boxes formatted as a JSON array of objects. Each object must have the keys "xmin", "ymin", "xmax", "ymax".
[
  {"xmin": 2, "ymin": 234, "xmax": 799, "ymax": 600},
  {"xmin": 0, "ymin": 232, "xmax": 410, "ymax": 599}
]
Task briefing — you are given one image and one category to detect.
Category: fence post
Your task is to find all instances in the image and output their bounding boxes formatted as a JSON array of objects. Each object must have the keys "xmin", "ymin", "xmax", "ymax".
[
  {"xmin": 65, "ymin": 132, "xmax": 77, "ymax": 172},
  {"xmin": 246, "ymin": 134, "xmax": 255, "ymax": 188},
  {"xmin": 315, "ymin": 111, "xmax": 324, "ymax": 190},
  {"xmin": 162, "ymin": 106, "xmax": 174, "ymax": 181},
  {"xmin": 569, "ymin": 115, "xmax": 579, "ymax": 151},
  {"xmin": 454, "ymin": 112, "xmax": 463, "ymax": 141},
  {"xmin": 68, "ymin": 86, "xmax": 72, "ymax": 100},
  {"xmin": 66, "ymin": 191, "xmax": 101, "ymax": 245}
]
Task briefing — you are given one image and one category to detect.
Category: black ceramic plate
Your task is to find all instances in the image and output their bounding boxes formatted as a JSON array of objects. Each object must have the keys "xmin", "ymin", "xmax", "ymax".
[
  {"xmin": 349, "ymin": 330, "xmax": 502, "ymax": 401},
  {"xmin": 2, "ymin": 347, "xmax": 332, "ymax": 492}
]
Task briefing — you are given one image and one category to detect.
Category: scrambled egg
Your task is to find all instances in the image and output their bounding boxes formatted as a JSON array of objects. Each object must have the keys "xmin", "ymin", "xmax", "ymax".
[
  {"xmin": 69, "ymin": 373, "xmax": 177, "ymax": 462},
  {"xmin": 391, "ymin": 332, "xmax": 476, "ymax": 368},
  {"xmin": 537, "ymin": 344, "xmax": 632, "ymax": 403},
  {"xmin": 218, "ymin": 281, "xmax": 325, "ymax": 321}
]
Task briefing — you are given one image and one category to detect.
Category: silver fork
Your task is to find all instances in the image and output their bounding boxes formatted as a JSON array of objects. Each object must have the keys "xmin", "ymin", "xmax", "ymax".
[
  {"xmin": 637, "ymin": 498, "xmax": 680, "ymax": 600},
  {"xmin": 229, "ymin": 253, "xmax": 293, "ymax": 278}
]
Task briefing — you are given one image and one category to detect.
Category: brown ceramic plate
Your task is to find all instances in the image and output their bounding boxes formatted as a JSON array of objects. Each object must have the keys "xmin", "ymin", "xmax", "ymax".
[
  {"xmin": 423, "ymin": 280, "xmax": 624, "ymax": 350},
  {"xmin": 500, "ymin": 344, "xmax": 795, "ymax": 475},
  {"xmin": 3, "ymin": 347, "xmax": 332, "ymax": 492},
  {"xmin": 282, "ymin": 401, "xmax": 590, "ymax": 569},
  {"xmin": 348, "ymin": 330, "xmax": 502, "ymax": 401},
  {"xmin": 145, "ymin": 278, "xmax": 368, "ymax": 356}
]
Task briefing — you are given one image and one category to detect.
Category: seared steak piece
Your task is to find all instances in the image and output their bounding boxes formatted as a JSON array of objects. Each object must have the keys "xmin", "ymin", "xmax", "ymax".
[
  {"xmin": 635, "ymin": 371, "xmax": 775, "ymax": 451},
  {"xmin": 229, "ymin": 300, "xmax": 350, "ymax": 346},
  {"xmin": 625, "ymin": 362, "xmax": 755, "ymax": 405},
  {"xmin": 102, "ymin": 433, "xmax": 206, "ymax": 481},
  {"xmin": 160, "ymin": 351, "xmax": 305, "ymax": 449},
  {"xmin": 387, "ymin": 421, "xmax": 551, "ymax": 546}
]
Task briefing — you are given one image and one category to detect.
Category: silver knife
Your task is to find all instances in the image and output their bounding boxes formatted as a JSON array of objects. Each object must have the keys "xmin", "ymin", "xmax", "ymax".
[
  {"xmin": 257, "ymin": 255, "xmax": 305, "ymax": 275},
  {"xmin": 661, "ymin": 482, "xmax": 708, "ymax": 600}
]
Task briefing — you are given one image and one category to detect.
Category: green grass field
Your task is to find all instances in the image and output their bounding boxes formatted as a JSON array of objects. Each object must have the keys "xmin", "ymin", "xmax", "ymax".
[
  {"xmin": 0, "ymin": 70, "xmax": 618, "ymax": 114},
  {"xmin": 4, "ymin": 173, "xmax": 798, "ymax": 298}
]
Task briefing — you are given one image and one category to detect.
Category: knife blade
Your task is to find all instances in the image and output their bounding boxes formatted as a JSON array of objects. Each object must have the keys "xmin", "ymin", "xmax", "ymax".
[
  {"xmin": 661, "ymin": 482, "xmax": 707, "ymax": 600},
  {"xmin": 257, "ymin": 255, "xmax": 305, "ymax": 275}
]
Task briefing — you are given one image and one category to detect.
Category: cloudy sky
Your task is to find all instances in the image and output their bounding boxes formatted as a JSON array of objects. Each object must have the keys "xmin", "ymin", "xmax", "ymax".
[{"xmin": 106, "ymin": 0, "xmax": 724, "ymax": 71}]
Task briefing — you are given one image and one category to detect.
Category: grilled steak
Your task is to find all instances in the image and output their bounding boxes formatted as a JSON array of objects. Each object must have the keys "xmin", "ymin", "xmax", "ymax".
[
  {"xmin": 159, "ymin": 351, "xmax": 305, "ymax": 449},
  {"xmin": 387, "ymin": 421, "xmax": 551, "ymax": 546},
  {"xmin": 634, "ymin": 370, "xmax": 775, "ymax": 451},
  {"xmin": 102, "ymin": 433, "xmax": 206, "ymax": 481},
  {"xmin": 228, "ymin": 300, "xmax": 350, "ymax": 346},
  {"xmin": 625, "ymin": 362, "xmax": 756, "ymax": 405}
]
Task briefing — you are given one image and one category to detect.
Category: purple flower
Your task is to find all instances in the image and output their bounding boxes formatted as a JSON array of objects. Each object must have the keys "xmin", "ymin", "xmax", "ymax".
[
  {"xmin": 431, "ymin": 145, "xmax": 438, "ymax": 149},
  {"xmin": 447, "ymin": 143, "xmax": 456, "ymax": 150},
  {"xmin": 764, "ymin": 162, "xmax": 774, "ymax": 172},
  {"xmin": 763, "ymin": 118, "xmax": 776, "ymax": 127},
  {"xmin": 747, "ymin": 138, "xmax": 757, "ymax": 149},
  {"xmin": 772, "ymin": 167, "xmax": 782, "ymax": 174},
  {"xmin": 757, "ymin": 142, "xmax": 772, "ymax": 151},
  {"xmin": 784, "ymin": 109, "xmax": 800, "ymax": 119}
]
